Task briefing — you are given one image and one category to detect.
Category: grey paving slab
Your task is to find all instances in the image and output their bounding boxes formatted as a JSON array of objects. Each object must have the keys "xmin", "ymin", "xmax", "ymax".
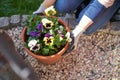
[
  {"xmin": 10, "ymin": 15, "xmax": 20, "ymax": 26},
  {"xmin": 0, "ymin": 17, "xmax": 9, "ymax": 29}
]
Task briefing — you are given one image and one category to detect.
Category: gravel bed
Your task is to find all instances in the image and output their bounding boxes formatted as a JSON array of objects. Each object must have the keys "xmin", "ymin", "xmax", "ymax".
[{"xmin": 5, "ymin": 26, "xmax": 120, "ymax": 80}]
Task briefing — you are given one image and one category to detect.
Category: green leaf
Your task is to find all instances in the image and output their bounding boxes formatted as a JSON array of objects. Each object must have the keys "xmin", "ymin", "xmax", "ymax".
[
  {"xmin": 23, "ymin": 42, "xmax": 28, "ymax": 48},
  {"xmin": 26, "ymin": 28, "xmax": 31, "ymax": 35},
  {"xmin": 28, "ymin": 37, "xmax": 34, "ymax": 42},
  {"xmin": 42, "ymin": 48, "xmax": 49, "ymax": 55},
  {"xmin": 49, "ymin": 50, "xmax": 56, "ymax": 55},
  {"xmin": 48, "ymin": 46, "xmax": 55, "ymax": 50},
  {"xmin": 54, "ymin": 34, "xmax": 60, "ymax": 47},
  {"xmin": 59, "ymin": 25, "xmax": 64, "ymax": 31},
  {"xmin": 27, "ymin": 15, "xmax": 34, "ymax": 23},
  {"xmin": 61, "ymin": 39, "xmax": 67, "ymax": 46}
]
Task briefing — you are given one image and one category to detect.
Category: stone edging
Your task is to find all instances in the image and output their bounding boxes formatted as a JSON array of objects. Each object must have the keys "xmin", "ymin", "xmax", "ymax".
[
  {"xmin": 0, "ymin": 15, "xmax": 120, "ymax": 35},
  {"xmin": 0, "ymin": 15, "xmax": 28, "ymax": 29},
  {"xmin": 0, "ymin": 15, "xmax": 75, "ymax": 30}
]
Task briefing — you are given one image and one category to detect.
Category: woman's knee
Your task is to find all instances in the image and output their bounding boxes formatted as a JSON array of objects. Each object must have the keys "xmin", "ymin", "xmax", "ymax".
[
  {"xmin": 54, "ymin": 0, "xmax": 70, "ymax": 13},
  {"xmin": 54, "ymin": 0, "xmax": 83, "ymax": 13}
]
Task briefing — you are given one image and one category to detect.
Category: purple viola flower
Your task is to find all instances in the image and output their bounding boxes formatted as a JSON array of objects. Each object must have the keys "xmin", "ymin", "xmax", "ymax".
[
  {"xmin": 37, "ymin": 23, "xmax": 43, "ymax": 31},
  {"xmin": 29, "ymin": 31, "xmax": 40, "ymax": 37},
  {"xmin": 58, "ymin": 30, "xmax": 62, "ymax": 34},
  {"xmin": 58, "ymin": 30, "xmax": 64, "ymax": 38},
  {"xmin": 44, "ymin": 33, "xmax": 52, "ymax": 38}
]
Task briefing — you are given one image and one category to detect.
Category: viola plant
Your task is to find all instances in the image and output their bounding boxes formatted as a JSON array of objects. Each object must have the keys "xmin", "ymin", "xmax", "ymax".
[{"xmin": 24, "ymin": 6, "xmax": 70, "ymax": 56}]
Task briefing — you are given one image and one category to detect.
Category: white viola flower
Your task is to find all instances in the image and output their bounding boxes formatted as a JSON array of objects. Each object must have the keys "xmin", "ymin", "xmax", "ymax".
[
  {"xmin": 28, "ymin": 39, "xmax": 40, "ymax": 51},
  {"xmin": 65, "ymin": 32, "xmax": 70, "ymax": 40},
  {"xmin": 65, "ymin": 32, "xmax": 72, "ymax": 42},
  {"xmin": 60, "ymin": 37, "xmax": 63, "ymax": 41},
  {"xmin": 45, "ymin": 6, "xmax": 56, "ymax": 16},
  {"xmin": 30, "ymin": 44, "xmax": 40, "ymax": 52},
  {"xmin": 49, "ymin": 29, "xmax": 53, "ymax": 34},
  {"xmin": 28, "ymin": 39, "xmax": 37, "ymax": 47}
]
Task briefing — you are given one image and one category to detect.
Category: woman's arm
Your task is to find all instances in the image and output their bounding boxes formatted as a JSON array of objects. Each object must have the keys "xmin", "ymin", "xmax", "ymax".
[
  {"xmin": 33, "ymin": 0, "xmax": 56, "ymax": 14},
  {"xmin": 72, "ymin": 15, "xmax": 93, "ymax": 37},
  {"xmin": 42, "ymin": 0, "xmax": 56, "ymax": 8},
  {"xmin": 72, "ymin": 0, "xmax": 115, "ymax": 49},
  {"xmin": 73, "ymin": 0, "xmax": 115, "ymax": 37}
]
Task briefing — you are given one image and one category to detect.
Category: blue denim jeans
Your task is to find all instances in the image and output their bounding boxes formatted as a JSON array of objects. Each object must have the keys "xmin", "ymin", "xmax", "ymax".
[{"xmin": 55, "ymin": 0, "xmax": 120, "ymax": 34}]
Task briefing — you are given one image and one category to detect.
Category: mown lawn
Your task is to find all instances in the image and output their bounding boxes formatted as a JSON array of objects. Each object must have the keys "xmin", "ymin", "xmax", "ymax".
[{"xmin": 0, "ymin": 0, "xmax": 43, "ymax": 17}]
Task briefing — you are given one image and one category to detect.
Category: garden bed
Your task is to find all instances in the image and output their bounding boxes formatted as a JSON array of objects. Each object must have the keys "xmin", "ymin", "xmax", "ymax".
[{"xmin": 4, "ymin": 20, "xmax": 120, "ymax": 80}]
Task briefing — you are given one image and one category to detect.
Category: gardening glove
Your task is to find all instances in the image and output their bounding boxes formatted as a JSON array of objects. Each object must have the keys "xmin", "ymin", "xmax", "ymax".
[
  {"xmin": 33, "ymin": 4, "xmax": 46, "ymax": 15},
  {"xmin": 72, "ymin": 25, "xmax": 85, "ymax": 49},
  {"xmin": 66, "ymin": 25, "xmax": 85, "ymax": 53}
]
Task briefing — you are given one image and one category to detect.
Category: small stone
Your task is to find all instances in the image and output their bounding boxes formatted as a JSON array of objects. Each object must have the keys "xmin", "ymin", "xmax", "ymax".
[
  {"xmin": 21, "ymin": 15, "xmax": 29, "ymax": 27},
  {"xmin": 110, "ymin": 22, "xmax": 120, "ymax": 31},
  {"xmin": 112, "ymin": 78, "xmax": 118, "ymax": 80},
  {"xmin": 22, "ymin": 15, "xmax": 28, "ymax": 22},
  {"xmin": 10, "ymin": 15, "xmax": 20, "ymax": 26},
  {"xmin": 0, "ymin": 17, "xmax": 9, "ymax": 29}
]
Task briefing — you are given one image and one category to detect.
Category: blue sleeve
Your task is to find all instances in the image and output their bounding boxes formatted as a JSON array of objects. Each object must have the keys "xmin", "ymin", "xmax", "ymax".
[{"xmin": 84, "ymin": 0, "xmax": 105, "ymax": 20}]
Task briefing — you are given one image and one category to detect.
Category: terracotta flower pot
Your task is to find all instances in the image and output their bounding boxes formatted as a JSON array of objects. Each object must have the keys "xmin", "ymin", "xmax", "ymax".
[{"xmin": 21, "ymin": 18, "xmax": 70, "ymax": 64}]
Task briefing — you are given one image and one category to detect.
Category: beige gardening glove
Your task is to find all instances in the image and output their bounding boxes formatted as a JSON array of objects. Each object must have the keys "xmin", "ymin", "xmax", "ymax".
[
  {"xmin": 33, "ymin": 4, "xmax": 46, "ymax": 14},
  {"xmin": 66, "ymin": 25, "xmax": 85, "ymax": 53},
  {"xmin": 72, "ymin": 25, "xmax": 85, "ymax": 50}
]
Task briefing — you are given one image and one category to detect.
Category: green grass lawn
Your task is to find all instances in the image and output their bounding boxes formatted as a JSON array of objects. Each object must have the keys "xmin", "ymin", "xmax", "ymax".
[{"xmin": 0, "ymin": 0, "xmax": 43, "ymax": 17}]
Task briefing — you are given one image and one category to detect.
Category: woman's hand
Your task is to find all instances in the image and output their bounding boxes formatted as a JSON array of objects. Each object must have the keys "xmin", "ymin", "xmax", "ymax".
[
  {"xmin": 33, "ymin": 0, "xmax": 56, "ymax": 14},
  {"xmin": 71, "ymin": 25, "xmax": 85, "ymax": 50},
  {"xmin": 33, "ymin": 4, "xmax": 46, "ymax": 14}
]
